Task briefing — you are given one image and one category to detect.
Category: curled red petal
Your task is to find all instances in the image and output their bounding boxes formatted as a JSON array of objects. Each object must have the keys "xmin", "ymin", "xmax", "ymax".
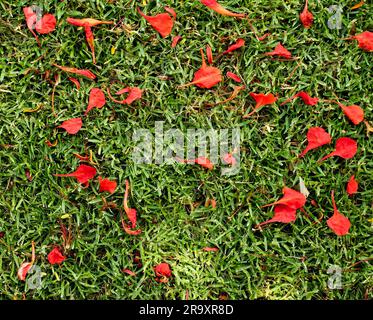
[
  {"xmin": 200, "ymin": 0, "xmax": 245, "ymax": 18},
  {"xmin": 346, "ymin": 175, "xmax": 358, "ymax": 196},
  {"xmin": 300, "ymin": 0, "xmax": 314, "ymax": 29},
  {"xmin": 222, "ymin": 38, "xmax": 245, "ymax": 55},
  {"xmin": 68, "ymin": 77, "xmax": 81, "ymax": 90},
  {"xmin": 154, "ymin": 263, "xmax": 172, "ymax": 278},
  {"xmin": 171, "ymin": 35, "xmax": 182, "ymax": 48},
  {"xmin": 53, "ymin": 64, "xmax": 96, "ymax": 80},
  {"xmin": 226, "ymin": 71, "xmax": 242, "ymax": 83},
  {"xmin": 206, "ymin": 45, "xmax": 213, "ymax": 64}
]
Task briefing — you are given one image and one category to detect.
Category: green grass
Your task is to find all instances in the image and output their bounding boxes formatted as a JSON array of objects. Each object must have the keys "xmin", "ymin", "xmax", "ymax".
[{"xmin": 0, "ymin": 0, "xmax": 372, "ymax": 300}]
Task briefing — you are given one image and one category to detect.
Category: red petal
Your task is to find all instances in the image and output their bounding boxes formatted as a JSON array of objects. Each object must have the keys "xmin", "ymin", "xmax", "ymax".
[
  {"xmin": 296, "ymin": 92, "xmax": 319, "ymax": 105},
  {"xmin": 35, "ymin": 14, "xmax": 56, "ymax": 34},
  {"xmin": 222, "ymin": 38, "xmax": 245, "ymax": 55},
  {"xmin": 327, "ymin": 191, "xmax": 351, "ymax": 236},
  {"xmin": 265, "ymin": 43, "xmax": 292, "ymax": 59},
  {"xmin": 206, "ymin": 45, "xmax": 213, "ymax": 64},
  {"xmin": 68, "ymin": 77, "xmax": 81, "ymax": 90},
  {"xmin": 123, "ymin": 226, "xmax": 142, "ymax": 236},
  {"xmin": 352, "ymin": 31, "xmax": 373, "ymax": 52},
  {"xmin": 192, "ymin": 65, "xmax": 222, "ymax": 89},
  {"xmin": 85, "ymin": 88, "xmax": 106, "ymax": 115},
  {"xmin": 222, "ymin": 153, "xmax": 237, "ymax": 165},
  {"xmin": 258, "ymin": 204, "xmax": 297, "ymax": 227},
  {"xmin": 262, "ymin": 187, "xmax": 306, "ymax": 210},
  {"xmin": 154, "ymin": 263, "xmax": 172, "ymax": 278},
  {"xmin": 299, "ymin": 127, "xmax": 331, "ymax": 157},
  {"xmin": 180, "ymin": 49, "xmax": 222, "ymax": 89},
  {"xmin": 53, "ymin": 64, "xmax": 96, "ymax": 80},
  {"xmin": 47, "ymin": 247, "xmax": 66, "ymax": 265},
  {"xmin": 137, "ymin": 8, "xmax": 175, "ymax": 38},
  {"xmin": 346, "ymin": 175, "xmax": 358, "ymax": 196},
  {"xmin": 200, "ymin": 0, "xmax": 245, "ymax": 18},
  {"xmin": 58, "ymin": 118, "xmax": 82, "ymax": 135},
  {"xmin": 98, "ymin": 177, "xmax": 117, "ymax": 194},
  {"xmin": 122, "ymin": 269, "xmax": 136, "ymax": 276},
  {"xmin": 66, "ymin": 18, "xmax": 113, "ymax": 27},
  {"xmin": 319, "ymin": 137, "xmax": 357, "ymax": 162},
  {"xmin": 18, "ymin": 262, "xmax": 33, "ymax": 281},
  {"xmin": 84, "ymin": 26, "xmax": 96, "ymax": 64},
  {"xmin": 54, "ymin": 164, "xmax": 97, "ymax": 184},
  {"xmin": 123, "ymin": 180, "xmax": 138, "ymax": 229},
  {"xmin": 226, "ymin": 71, "xmax": 242, "ymax": 83},
  {"xmin": 299, "ymin": 0, "xmax": 313, "ymax": 28},
  {"xmin": 23, "ymin": 7, "xmax": 39, "ymax": 44},
  {"xmin": 108, "ymin": 87, "xmax": 142, "ymax": 105},
  {"xmin": 171, "ymin": 35, "xmax": 182, "ymax": 48},
  {"xmin": 258, "ymin": 33, "xmax": 270, "ymax": 41},
  {"xmin": 195, "ymin": 157, "xmax": 214, "ymax": 170},
  {"xmin": 245, "ymin": 92, "xmax": 277, "ymax": 117},
  {"xmin": 202, "ymin": 247, "xmax": 219, "ymax": 252},
  {"xmin": 339, "ymin": 103, "xmax": 365, "ymax": 125}
]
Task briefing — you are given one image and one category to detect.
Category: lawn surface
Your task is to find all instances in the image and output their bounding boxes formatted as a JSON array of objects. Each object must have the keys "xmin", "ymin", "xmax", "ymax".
[{"xmin": 0, "ymin": 0, "xmax": 372, "ymax": 299}]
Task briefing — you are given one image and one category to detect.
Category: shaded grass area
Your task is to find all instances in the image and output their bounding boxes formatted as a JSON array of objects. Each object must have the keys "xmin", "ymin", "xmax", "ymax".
[{"xmin": 0, "ymin": 0, "xmax": 372, "ymax": 299}]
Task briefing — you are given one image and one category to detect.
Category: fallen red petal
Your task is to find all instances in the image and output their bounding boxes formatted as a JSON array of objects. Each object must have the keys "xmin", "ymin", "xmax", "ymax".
[
  {"xmin": 244, "ymin": 92, "xmax": 277, "ymax": 117},
  {"xmin": 137, "ymin": 7, "xmax": 175, "ymax": 38},
  {"xmin": 319, "ymin": 137, "xmax": 358, "ymax": 162},
  {"xmin": 98, "ymin": 177, "xmax": 117, "ymax": 194},
  {"xmin": 327, "ymin": 191, "xmax": 351, "ymax": 236},
  {"xmin": 53, "ymin": 64, "xmax": 96, "ymax": 80},
  {"xmin": 203, "ymin": 247, "xmax": 219, "ymax": 252},
  {"xmin": 299, "ymin": 127, "xmax": 331, "ymax": 157},
  {"xmin": 337, "ymin": 102, "xmax": 365, "ymax": 125},
  {"xmin": 171, "ymin": 35, "xmax": 182, "ymax": 48},
  {"xmin": 200, "ymin": 0, "xmax": 245, "ymax": 18},
  {"xmin": 57, "ymin": 118, "xmax": 83, "ymax": 135},
  {"xmin": 54, "ymin": 164, "xmax": 97, "ymax": 184},
  {"xmin": 351, "ymin": 31, "xmax": 373, "ymax": 52},
  {"xmin": 226, "ymin": 72, "xmax": 242, "ymax": 83},
  {"xmin": 265, "ymin": 43, "xmax": 292, "ymax": 59},
  {"xmin": 35, "ymin": 13, "xmax": 56, "ymax": 34},
  {"xmin": 181, "ymin": 49, "xmax": 222, "ymax": 89},
  {"xmin": 346, "ymin": 175, "xmax": 358, "ymax": 196},
  {"xmin": 85, "ymin": 88, "xmax": 106, "ymax": 115},
  {"xmin": 222, "ymin": 38, "xmax": 245, "ymax": 55},
  {"xmin": 68, "ymin": 77, "xmax": 81, "ymax": 90},
  {"xmin": 300, "ymin": 0, "xmax": 314, "ymax": 29},
  {"xmin": 47, "ymin": 247, "xmax": 66, "ymax": 265},
  {"xmin": 258, "ymin": 204, "xmax": 297, "ymax": 227},
  {"xmin": 154, "ymin": 263, "xmax": 172, "ymax": 278},
  {"xmin": 262, "ymin": 187, "xmax": 306, "ymax": 210}
]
